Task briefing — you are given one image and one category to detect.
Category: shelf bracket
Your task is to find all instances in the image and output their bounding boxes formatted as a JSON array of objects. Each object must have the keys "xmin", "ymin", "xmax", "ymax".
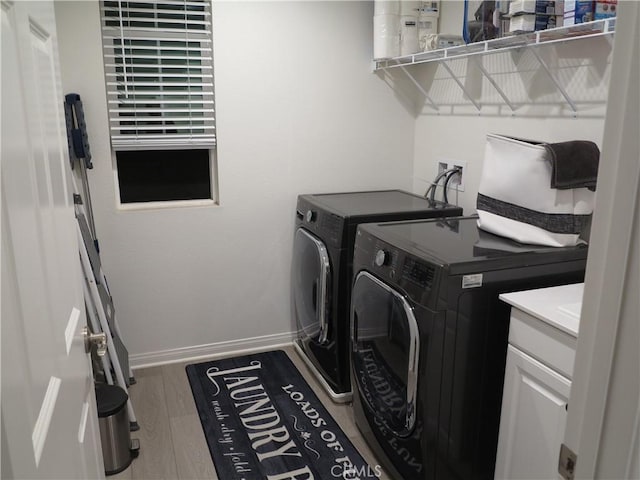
[
  {"xmin": 472, "ymin": 57, "xmax": 516, "ymax": 113},
  {"xmin": 399, "ymin": 66, "xmax": 439, "ymax": 112},
  {"xmin": 440, "ymin": 61, "xmax": 482, "ymax": 112},
  {"xmin": 530, "ymin": 48, "xmax": 577, "ymax": 114}
]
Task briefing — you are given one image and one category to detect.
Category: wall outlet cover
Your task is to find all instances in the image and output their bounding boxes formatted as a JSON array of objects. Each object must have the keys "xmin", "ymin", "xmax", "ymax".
[{"xmin": 436, "ymin": 158, "xmax": 467, "ymax": 192}]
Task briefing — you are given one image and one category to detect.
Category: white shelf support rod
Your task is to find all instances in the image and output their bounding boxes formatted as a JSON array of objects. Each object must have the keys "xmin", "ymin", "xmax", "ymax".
[
  {"xmin": 472, "ymin": 57, "xmax": 516, "ymax": 112},
  {"xmin": 530, "ymin": 48, "xmax": 577, "ymax": 113},
  {"xmin": 440, "ymin": 61, "xmax": 482, "ymax": 112},
  {"xmin": 399, "ymin": 66, "xmax": 440, "ymax": 112}
]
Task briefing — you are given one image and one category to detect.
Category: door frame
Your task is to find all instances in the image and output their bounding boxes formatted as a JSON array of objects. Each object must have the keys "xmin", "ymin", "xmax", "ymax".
[{"xmin": 563, "ymin": 2, "xmax": 640, "ymax": 478}]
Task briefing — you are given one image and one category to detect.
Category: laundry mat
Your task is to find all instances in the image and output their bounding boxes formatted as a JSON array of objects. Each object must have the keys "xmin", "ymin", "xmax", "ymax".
[{"xmin": 186, "ymin": 350, "xmax": 377, "ymax": 479}]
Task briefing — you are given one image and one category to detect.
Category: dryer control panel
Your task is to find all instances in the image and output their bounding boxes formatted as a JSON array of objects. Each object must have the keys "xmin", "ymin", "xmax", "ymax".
[
  {"xmin": 296, "ymin": 196, "xmax": 344, "ymax": 249},
  {"xmin": 402, "ymin": 257, "xmax": 435, "ymax": 289},
  {"xmin": 354, "ymin": 229, "xmax": 439, "ymax": 309}
]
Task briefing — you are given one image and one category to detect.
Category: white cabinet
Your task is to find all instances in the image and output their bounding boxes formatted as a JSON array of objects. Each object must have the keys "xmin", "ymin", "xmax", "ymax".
[
  {"xmin": 495, "ymin": 345, "xmax": 571, "ymax": 480},
  {"xmin": 495, "ymin": 284, "xmax": 583, "ymax": 480}
]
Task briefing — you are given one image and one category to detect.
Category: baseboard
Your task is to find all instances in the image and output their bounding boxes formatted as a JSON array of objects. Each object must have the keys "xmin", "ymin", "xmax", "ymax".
[{"xmin": 129, "ymin": 331, "xmax": 296, "ymax": 370}]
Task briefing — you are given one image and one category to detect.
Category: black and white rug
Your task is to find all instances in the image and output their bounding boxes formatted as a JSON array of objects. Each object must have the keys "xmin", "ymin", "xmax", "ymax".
[{"xmin": 186, "ymin": 350, "xmax": 377, "ymax": 479}]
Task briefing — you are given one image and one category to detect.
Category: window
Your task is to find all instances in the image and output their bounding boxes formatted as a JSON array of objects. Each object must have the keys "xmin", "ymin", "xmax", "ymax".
[
  {"xmin": 116, "ymin": 149, "xmax": 211, "ymax": 203},
  {"xmin": 100, "ymin": 0, "xmax": 217, "ymax": 205}
]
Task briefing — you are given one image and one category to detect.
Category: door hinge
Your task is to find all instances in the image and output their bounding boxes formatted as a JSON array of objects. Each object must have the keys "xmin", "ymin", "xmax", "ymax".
[{"xmin": 559, "ymin": 443, "xmax": 577, "ymax": 480}]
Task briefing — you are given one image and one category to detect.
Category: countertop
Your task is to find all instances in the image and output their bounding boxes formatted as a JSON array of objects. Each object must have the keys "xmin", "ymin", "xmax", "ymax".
[{"xmin": 499, "ymin": 283, "xmax": 585, "ymax": 338}]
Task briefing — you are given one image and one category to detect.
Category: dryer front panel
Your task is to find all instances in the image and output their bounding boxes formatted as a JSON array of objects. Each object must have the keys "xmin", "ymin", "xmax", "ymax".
[
  {"xmin": 293, "ymin": 228, "xmax": 331, "ymax": 344},
  {"xmin": 351, "ymin": 271, "xmax": 419, "ymax": 438}
]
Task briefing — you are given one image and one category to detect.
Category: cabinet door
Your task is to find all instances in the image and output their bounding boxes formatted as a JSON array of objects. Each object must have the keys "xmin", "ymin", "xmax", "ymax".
[{"xmin": 494, "ymin": 345, "xmax": 571, "ymax": 480}]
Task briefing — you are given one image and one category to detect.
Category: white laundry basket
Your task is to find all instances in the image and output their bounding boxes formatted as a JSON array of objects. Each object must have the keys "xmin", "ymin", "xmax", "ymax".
[{"xmin": 476, "ymin": 134, "xmax": 599, "ymax": 247}]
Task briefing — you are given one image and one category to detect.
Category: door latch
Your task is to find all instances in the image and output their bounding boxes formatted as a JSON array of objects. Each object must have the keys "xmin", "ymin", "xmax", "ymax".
[
  {"xmin": 83, "ymin": 326, "xmax": 107, "ymax": 357},
  {"xmin": 559, "ymin": 443, "xmax": 577, "ymax": 480}
]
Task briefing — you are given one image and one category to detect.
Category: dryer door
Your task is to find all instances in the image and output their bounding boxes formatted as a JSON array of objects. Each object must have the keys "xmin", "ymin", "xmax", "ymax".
[
  {"xmin": 351, "ymin": 271, "xmax": 420, "ymax": 437},
  {"xmin": 293, "ymin": 228, "xmax": 331, "ymax": 344}
]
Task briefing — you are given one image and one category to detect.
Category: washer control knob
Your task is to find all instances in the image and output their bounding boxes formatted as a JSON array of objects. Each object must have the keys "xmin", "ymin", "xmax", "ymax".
[
  {"xmin": 305, "ymin": 210, "xmax": 317, "ymax": 223},
  {"xmin": 375, "ymin": 249, "xmax": 390, "ymax": 267}
]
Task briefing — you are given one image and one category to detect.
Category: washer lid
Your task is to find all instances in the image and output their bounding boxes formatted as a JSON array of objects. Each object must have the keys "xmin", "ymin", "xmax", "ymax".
[
  {"xmin": 306, "ymin": 190, "xmax": 453, "ymax": 218},
  {"xmin": 359, "ymin": 217, "xmax": 588, "ymax": 273}
]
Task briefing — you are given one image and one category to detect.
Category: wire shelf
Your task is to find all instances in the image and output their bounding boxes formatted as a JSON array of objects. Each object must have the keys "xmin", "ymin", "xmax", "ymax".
[
  {"xmin": 375, "ymin": 18, "xmax": 616, "ymax": 70},
  {"xmin": 374, "ymin": 18, "xmax": 615, "ymax": 114}
]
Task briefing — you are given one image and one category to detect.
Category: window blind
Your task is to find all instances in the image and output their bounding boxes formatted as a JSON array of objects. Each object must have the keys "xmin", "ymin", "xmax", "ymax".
[{"xmin": 101, "ymin": 0, "xmax": 215, "ymax": 150}]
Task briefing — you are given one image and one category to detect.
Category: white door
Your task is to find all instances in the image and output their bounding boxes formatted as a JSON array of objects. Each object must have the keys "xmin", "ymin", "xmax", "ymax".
[
  {"xmin": 1, "ymin": 1, "xmax": 103, "ymax": 478},
  {"xmin": 494, "ymin": 346, "xmax": 571, "ymax": 480}
]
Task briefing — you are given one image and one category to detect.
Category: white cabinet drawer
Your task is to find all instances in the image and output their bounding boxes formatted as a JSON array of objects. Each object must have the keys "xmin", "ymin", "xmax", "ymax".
[{"xmin": 508, "ymin": 308, "xmax": 578, "ymax": 379}]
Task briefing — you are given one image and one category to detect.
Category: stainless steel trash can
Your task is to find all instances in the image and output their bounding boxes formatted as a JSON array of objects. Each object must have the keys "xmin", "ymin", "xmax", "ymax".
[{"xmin": 96, "ymin": 384, "xmax": 140, "ymax": 475}]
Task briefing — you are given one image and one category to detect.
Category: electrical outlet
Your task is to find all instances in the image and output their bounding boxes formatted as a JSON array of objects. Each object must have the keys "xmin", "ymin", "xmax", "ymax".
[
  {"xmin": 436, "ymin": 159, "xmax": 466, "ymax": 192},
  {"xmin": 451, "ymin": 162, "xmax": 465, "ymax": 192}
]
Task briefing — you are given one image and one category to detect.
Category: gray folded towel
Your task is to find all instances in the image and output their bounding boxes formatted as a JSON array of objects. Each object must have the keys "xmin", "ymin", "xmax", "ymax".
[{"xmin": 543, "ymin": 141, "xmax": 600, "ymax": 191}]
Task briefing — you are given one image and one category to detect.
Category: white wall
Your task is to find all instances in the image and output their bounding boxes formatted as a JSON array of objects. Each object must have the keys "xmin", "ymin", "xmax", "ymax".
[
  {"xmin": 408, "ymin": 41, "xmax": 611, "ymax": 212},
  {"xmin": 54, "ymin": 1, "xmax": 416, "ymax": 359},
  {"xmin": 413, "ymin": 114, "xmax": 607, "ymax": 213}
]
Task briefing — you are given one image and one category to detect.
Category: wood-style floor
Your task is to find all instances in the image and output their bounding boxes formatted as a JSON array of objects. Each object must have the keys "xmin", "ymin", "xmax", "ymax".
[{"xmin": 112, "ymin": 345, "xmax": 391, "ymax": 480}]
